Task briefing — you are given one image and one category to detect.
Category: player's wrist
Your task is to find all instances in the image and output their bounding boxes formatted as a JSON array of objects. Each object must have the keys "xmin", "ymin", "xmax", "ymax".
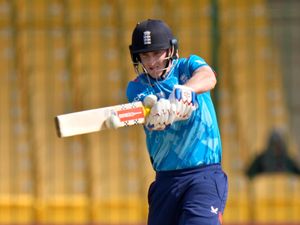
[{"xmin": 173, "ymin": 84, "xmax": 195, "ymax": 92}]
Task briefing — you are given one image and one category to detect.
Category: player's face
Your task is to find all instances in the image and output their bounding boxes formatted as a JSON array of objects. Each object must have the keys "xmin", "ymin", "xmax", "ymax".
[{"xmin": 139, "ymin": 50, "xmax": 170, "ymax": 79}]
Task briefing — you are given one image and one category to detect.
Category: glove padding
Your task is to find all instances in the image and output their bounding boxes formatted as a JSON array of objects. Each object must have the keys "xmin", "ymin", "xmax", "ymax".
[
  {"xmin": 169, "ymin": 85, "xmax": 197, "ymax": 121},
  {"xmin": 143, "ymin": 94, "xmax": 158, "ymax": 108},
  {"xmin": 145, "ymin": 98, "xmax": 176, "ymax": 131}
]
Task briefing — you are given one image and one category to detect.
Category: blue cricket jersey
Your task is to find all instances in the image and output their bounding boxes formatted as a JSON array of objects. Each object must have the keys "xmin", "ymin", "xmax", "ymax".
[{"xmin": 126, "ymin": 55, "xmax": 222, "ymax": 171}]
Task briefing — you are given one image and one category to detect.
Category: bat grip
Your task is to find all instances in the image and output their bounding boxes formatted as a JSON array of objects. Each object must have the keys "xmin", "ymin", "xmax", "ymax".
[{"xmin": 143, "ymin": 107, "xmax": 151, "ymax": 117}]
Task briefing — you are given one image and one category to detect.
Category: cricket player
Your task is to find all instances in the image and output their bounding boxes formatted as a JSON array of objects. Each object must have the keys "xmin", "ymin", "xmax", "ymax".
[{"xmin": 127, "ymin": 19, "xmax": 228, "ymax": 225}]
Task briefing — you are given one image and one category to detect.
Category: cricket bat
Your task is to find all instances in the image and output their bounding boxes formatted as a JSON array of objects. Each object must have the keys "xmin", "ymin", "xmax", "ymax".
[{"xmin": 55, "ymin": 101, "xmax": 150, "ymax": 138}]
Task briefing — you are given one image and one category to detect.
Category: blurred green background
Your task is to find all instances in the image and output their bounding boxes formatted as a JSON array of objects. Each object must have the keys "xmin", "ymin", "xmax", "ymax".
[{"xmin": 0, "ymin": 0, "xmax": 299, "ymax": 224}]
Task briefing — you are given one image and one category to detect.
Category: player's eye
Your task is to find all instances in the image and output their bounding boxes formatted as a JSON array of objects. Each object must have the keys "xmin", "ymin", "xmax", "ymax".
[
  {"xmin": 140, "ymin": 53, "xmax": 150, "ymax": 60},
  {"xmin": 154, "ymin": 50, "xmax": 165, "ymax": 56}
]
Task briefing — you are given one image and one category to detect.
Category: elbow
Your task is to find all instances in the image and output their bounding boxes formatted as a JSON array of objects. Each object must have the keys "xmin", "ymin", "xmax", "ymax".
[
  {"xmin": 210, "ymin": 72, "xmax": 217, "ymax": 89},
  {"xmin": 204, "ymin": 66, "xmax": 217, "ymax": 90}
]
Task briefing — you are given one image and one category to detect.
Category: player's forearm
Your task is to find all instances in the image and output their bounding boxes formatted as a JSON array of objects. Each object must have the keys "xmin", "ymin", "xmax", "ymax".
[{"xmin": 184, "ymin": 66, "xmax": 217, "ymax": 94}]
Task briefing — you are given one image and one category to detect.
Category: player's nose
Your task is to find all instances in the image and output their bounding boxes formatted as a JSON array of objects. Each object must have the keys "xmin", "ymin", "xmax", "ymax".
[{"xmin": 147, "ymin": 56, "xmax": 157, "ymax": 66}]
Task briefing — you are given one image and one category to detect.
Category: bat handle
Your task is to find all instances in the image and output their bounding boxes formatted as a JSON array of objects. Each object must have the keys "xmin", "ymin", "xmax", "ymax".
[{"xmin": 143, "ymin": 106, "xmax": 151, "ymax": 117}]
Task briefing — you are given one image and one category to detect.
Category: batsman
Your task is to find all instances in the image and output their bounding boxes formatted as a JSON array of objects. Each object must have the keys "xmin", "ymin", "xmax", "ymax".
[{"xmin": 126, "ymin": 19, "xmax": 228, "ymax": 225}]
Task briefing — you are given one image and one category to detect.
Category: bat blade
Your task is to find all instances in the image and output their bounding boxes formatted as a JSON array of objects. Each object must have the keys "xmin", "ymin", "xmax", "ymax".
[{"xmin": 55, "ymin": 101, "xmax": 148, "ymax": 138}]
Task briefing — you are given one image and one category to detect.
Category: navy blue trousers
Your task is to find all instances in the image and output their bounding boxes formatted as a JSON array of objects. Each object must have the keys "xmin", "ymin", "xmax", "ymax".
[{"xmin": 147, "ymin": 164, "xmax": 228, "ymax": 225}]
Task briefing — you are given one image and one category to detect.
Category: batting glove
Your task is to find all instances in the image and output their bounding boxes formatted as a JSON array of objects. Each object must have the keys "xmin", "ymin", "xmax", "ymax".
[
  {"xmin": 169, "ymin": 85, "xmax": 197, "ymax": 121},
  {"xmin": 145, "ymin": 98, "xmax": 176, "ymax": 131},
  {"xmin": 143, "ymin": 94, "xmax": 158, "ymax": 108}
]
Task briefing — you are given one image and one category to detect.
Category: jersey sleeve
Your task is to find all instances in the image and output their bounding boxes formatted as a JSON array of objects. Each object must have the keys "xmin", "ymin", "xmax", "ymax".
[
  {"xmin": 186, "ymin": 55, "xmax": 208, "ymax": 77},
  {"xmin": 126, "ymin": 79, "xmax": 153, "ymax": 102}
]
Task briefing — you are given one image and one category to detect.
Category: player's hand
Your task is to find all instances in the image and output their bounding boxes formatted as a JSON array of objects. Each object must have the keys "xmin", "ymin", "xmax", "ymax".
[
  {"xmin": 169, "ymin": 85, "xmax": 197, "ymax": 121},
  {"xmin": 145, "ymin": 98, "xmax": 176, "ymax": 130}
]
